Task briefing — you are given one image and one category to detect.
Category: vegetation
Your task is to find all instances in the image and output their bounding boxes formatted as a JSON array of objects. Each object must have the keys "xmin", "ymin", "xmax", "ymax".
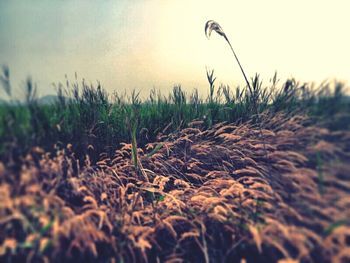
[
  {"xmin": 1, "ymin": 67, "xmax": 349, "ymax": 164},
  {"xmin": 0, "ymin": 20, "xmax": 350, "ymax": 263},
  {"xmin": 0, "ymin": 67, "xmax": 349, "ymax": 262}
]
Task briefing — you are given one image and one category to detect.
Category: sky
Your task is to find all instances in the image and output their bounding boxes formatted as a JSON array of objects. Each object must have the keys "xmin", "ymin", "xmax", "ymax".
[{"xmin": 0, "ymin": 0, "xmax": 349, "ymax": 98}]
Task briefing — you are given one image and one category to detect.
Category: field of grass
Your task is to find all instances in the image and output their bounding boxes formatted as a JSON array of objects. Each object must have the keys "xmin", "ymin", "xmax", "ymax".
[
  {"xmin": 1, "ymin": 68, "xmax": 349, "ymax": 162},
  {"xmin": 1, "ymin": 66, "xmax": 350, "ymax": 263}
]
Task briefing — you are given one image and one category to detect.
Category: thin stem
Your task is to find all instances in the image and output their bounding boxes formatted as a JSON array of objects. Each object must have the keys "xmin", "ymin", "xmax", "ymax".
[{"xmin": 224, "ymin": 36, "xmax": 252, "ymax": 95}]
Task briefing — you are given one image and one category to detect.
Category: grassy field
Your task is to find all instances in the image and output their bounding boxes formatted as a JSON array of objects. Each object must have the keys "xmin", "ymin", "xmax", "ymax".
[
  {"xmin": 1, "ymin": 69, "xmax": 349, "ymax": 163},
  {"xmin": 1, "ymin": 68, "xmax": 350, "ymax": 262}
]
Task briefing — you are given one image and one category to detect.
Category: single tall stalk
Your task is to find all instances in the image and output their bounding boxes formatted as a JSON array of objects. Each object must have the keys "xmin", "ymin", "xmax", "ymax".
[
  {"xmin": 205, "ymin": 20, "xmax": 270, "ymax": 164},
  {"xmin": 205, "ymin": 20, "xmax": 252, "ymax": 94}
]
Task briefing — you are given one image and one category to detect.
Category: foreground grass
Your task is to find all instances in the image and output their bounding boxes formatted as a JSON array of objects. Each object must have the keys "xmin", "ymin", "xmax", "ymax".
[{"xmin": 1, "ymin": 112, "xmax": 349, "ymax": 262}]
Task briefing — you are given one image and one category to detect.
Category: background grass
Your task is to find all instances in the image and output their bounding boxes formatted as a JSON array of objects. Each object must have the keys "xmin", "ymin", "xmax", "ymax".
[{"xmin": 0, "ymin": 68, "xmax": 349, "ymax": 164}]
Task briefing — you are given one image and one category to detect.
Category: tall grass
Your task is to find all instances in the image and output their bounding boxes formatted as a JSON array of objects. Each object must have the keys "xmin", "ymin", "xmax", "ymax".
[
  {"xmin": 205, "ymin": 20, "xmax": 252, "ymax": 93},
  {"xmin": 0, "ymin": 66, "xmax": 349, "ymax": 164}
]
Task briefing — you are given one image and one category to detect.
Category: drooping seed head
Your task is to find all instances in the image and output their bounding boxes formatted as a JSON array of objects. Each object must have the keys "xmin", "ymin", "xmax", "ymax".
[{"xmin": 205, "ymin": 20, "xmax": 226, "ymax": 39}]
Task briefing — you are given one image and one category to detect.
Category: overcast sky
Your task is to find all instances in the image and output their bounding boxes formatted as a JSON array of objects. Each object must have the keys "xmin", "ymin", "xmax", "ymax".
[{"xmin": 0, "ymin": 0, "xmax": 349, "ymax": 98}]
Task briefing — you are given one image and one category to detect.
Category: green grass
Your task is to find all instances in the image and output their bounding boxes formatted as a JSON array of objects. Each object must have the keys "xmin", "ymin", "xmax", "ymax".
[{"xmin": 0, "ymin": 68, "xmax": 349, "ymax": 164}]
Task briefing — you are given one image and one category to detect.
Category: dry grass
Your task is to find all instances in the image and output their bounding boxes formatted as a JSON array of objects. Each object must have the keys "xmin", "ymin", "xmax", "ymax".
[{"xmin": 1, "ymin": 112, "xmax": 350, "ymax": 262}]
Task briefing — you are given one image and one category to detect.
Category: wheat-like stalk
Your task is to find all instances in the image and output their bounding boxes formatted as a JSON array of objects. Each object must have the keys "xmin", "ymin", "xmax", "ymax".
[{"xmin": 205, "ymin": 20, "xmax": 252, "ymax": 94}]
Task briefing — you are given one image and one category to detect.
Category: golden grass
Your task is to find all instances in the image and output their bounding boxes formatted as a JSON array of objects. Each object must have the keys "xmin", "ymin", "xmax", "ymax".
[{"xmin": 1, "ymin": 113, "xmax": 350, "ymax": 262}]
